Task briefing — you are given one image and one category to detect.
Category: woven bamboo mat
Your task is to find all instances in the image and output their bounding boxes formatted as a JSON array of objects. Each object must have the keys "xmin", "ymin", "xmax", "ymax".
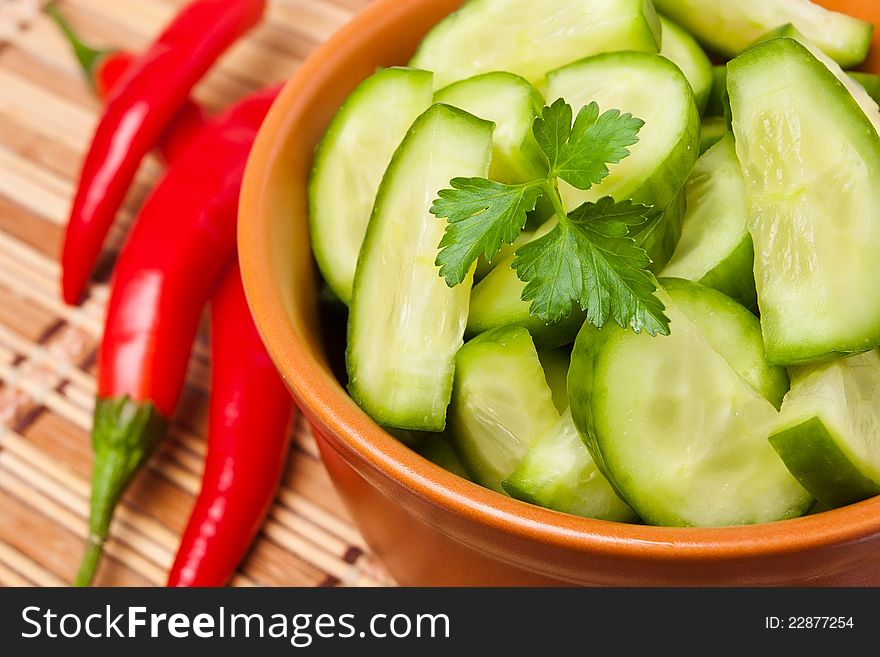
[{"xmin": 0, "ymin": 0, "xmax": 396, "ymax": 587}]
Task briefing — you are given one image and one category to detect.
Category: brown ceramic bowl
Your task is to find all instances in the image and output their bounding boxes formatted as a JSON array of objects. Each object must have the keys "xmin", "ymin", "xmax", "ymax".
[{"xmin": 239, "ymin": 0, "xmax": 880, "ymax": 585}]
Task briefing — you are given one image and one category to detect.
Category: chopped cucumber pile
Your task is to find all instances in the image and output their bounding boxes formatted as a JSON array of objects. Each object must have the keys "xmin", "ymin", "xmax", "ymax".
[{"xmin": 307, "ymin": 0, "xmax": 880, "ymax": 528}]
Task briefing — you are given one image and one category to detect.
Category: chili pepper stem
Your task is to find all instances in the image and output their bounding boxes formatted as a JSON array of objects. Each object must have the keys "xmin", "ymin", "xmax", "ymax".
[
  {"xmin": 74, "ymin": 397, "xmax": 167, "ymax": 586},
  {"xmin": 45, "ymin": 3, "xmax": 112, "ymax": 84}
]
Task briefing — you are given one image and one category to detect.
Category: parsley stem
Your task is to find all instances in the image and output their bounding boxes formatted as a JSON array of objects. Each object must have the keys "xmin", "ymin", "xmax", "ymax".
[{"xmin": 544, "ymin": 178, "xmax": 570, "ymax": 225}]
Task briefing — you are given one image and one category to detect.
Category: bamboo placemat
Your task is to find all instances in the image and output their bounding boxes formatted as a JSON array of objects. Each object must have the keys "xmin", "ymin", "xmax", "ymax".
[{"xmin": 0, "ymin": 0, "xmax": 395, "ymax": 587}]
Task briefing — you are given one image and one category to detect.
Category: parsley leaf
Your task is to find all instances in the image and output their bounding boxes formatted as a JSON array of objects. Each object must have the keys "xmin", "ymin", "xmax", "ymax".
[
  {"xmin": 513, "ymin": 197, "xmax": 670, "ymax": 335},
  {"xmin": 535, "ymin": 98, "xmax": 644, "ymax": 190},
  {"xmin": 430, "ymin": 99, "xmax": 667, "ymax": 336},
  {"xmin": 432, "ymin": 178, "xmax": 543, "ymax": 286}
]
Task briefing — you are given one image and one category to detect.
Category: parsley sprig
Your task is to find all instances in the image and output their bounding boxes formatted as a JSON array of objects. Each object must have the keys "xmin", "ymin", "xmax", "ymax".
[{"xmin": 430, "ymin": 98, "xmax": 670, "ymax": 336}]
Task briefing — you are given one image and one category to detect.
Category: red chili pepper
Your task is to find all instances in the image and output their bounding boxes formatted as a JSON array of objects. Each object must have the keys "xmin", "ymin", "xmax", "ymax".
[
  {"xmin": 60, "ymin": 0, "xmax": 266, "ymax": 306},
  {"xmin": 46, "ymin": 5, "xmax": 209, "ymax": 165},
  {"xmin": 168, "ymin": 264, "xmax": 293, "ymax": 587},
  {"xmin": 74, "ymin": 85, "xmax": 281, "ymax": 586}
]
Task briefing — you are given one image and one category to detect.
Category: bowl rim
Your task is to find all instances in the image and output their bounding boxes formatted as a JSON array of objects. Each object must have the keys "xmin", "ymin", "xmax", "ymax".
[{"xmin": 239, "ymin": 0, "xmax": 880, "ymax": 563}]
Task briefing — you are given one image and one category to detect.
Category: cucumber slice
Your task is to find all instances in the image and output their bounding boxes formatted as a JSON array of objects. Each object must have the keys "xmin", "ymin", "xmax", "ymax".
[
  {"xmin": 502, "ymin": 410, "xmax": 638, "ymax": 521},
  {"xmin": 416, "ymin": 434, "xmax": 472, "ymax": 481},
  {"xmin": 630, "ymin": 186, "xmax": 687, "ymax": 273},
  {"xmin": 411, "ymin": 0, "xmax": 661, "ymax": 89},
  {"xmin": 699, "ymin": 116, "xmax": 728, "ymax": 155},
  {"xmin": 449, "ymin": 327, "xmax": 560, "ymax": 492},
  {"xmin": 346, "ymin": 104, "xmax": 493, "ymax": 431},
  {"xmin": 538, "ymin": 348, "xmax": 571, "ymax": 413},
  {"xmin": 652, "ymin": 0, "xmax": 873, "ymax": 69},
  {"xmin": 850, "ymin": 72, "xmax": 880, "ymax": 106},
  {"xmin": 659, "ymin": 15, "xmax": 714, "ymax": 115},
  {"xmin": 467, "ymin": 250, "xmax": 586, "ymax": 349},
  {"xmin": 769, "ymin": 350, "xmax": 880, "ymax": 509},
  {"xmin": 546, "ymin": 52, "xmax": 700, "ymax": 216},
  {"xmin": 662, "ymin": 279, "xmax": 789, "ymax": 408},
  {"xmin": 662, "ymin": 135, "xmax": 758, "ymax": 311},
  {"xmin": 474, "ymin": 229, "xmax": 533, "ymax": 283},
  {"xmin": 729, "ymin": 38, "xmax": 880, "ymax": 365},
  {"xmin": 705, "ymin": 66, "xmax": 729, "ymax": 119},
  {"xmin": 309, "ymin": 68, "xmax": 433, "ymax": 304},
  {"xmin": 569, "ymin": 279, "xmax": 811, "ymax": 527},
  {"xmin": 434, "ymin": 72, "xmax": 546, "ymax": 184},
  {"xmin": 754, "ymin": 24, "xmax": 880, "ymax": 135}
]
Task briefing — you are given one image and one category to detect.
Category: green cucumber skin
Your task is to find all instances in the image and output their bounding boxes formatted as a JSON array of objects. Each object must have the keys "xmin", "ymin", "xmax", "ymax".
[
  {"xmin": 346, "ymin": 104, "xmax": 493, "ymax": 431},
  {"xmin": 309, "ymin": 68, "xmax": 434, "ymax": 305},
  {"xmin": 698, "ymin": 234, "xmax": 757, "ymax": 312},
  {"xmin": 729, "ymin": 38, "xmax": 880, "ymax": 366},
  {"xmin": 660, "ymin": 278, "xmax": 788, "ymax": 408},
  {"xmin": 769, "ymin": 418, "xmax": 880, "ymax": 509},
  {"xmin": 850, "ymin": 72, "xmax": 880, "ymax": 106},
  {"xmin": 434, "ymin": 72, "xmax": 546, "ymax": 184},
  {"xmin": 663, "ymin": 135, "xmax": 758, "ymax": 311},
  {"xmin": 567, "ymin": 322, "xmax": 625, "ymax": 504},
  {"xmin": 449, "ymin": 326, "xmax": 560, "ymax": 492},
  {"xmin": 538, "ymin": 348, "xmax": 571, "ymax": 413},
  {"xmin": 652, "ymin": 0, "xmax": 873, "ymax": 69},
  {"xmin": 416, "ymin": 434, "xmax": 473, "ymax": 481},
  {"xmin": 699, "ymin": 116, "xmax": 728, "ymax": 155},
  {"xmin": 411, "ymin": 0, "xmax": 661, "ymax": 89},
  {"xmin": 659, "ymin": 15, "xmax": 714, "ymax": 115},
  {"xmin": 633, "ymin": 187, "xmax": 687, "ymax": 273},
  {"xmin": 548, "ymin": 52, "xmax": 701, "ymax": 214},
  {"xmin": 502, "ymin": 411, "xmax": 639, "ymax": 522},
  {"xmin": 705, "ymin": 66, "xmax": 729, "ymax": 119}
]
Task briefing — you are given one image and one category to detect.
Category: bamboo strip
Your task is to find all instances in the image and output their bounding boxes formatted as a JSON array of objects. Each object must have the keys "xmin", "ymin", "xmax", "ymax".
[
  {"xmin": 0, "ymin": 557, "xmax": 34, "ymax": 587},
  {"xmin": 0, "ymin": 429, "xmax": 266, "ymax": 587},
  {"xmin": 0, "ymin": 464, "xmax": 167, "ymax": 584},
  {"xmin": 0, "ymin": 68, "xmax": 97, "ymax": 146},
  {"xmin": 0, "ymin": 146, "xmax": 72, "ymax": 225},
  {"xmin": 0, "ymin": 541, "xmax": 65, "ymax": 587}
]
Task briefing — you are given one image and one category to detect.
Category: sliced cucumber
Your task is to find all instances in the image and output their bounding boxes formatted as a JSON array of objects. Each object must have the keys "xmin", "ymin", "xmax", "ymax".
[
  {"xmin": 662, "ymin": 279, "xmax": 789, "ymax": 408},
  {"xmin": 769, "ymin": 350, "xmax": 880, "ymax": 509},
  {"xmin": 434, "ymin": 72, "xmax": 545, "ymax": 183},
  {"xmin": 729, "ymin": 38, "xmax": 880, "ymax": 365},
  {"xmin": 467, "ymin": 220, "xmax": 586, "ymax": 349},
  {"xmin": 659, "ymin": 15, "xmax": 714, "ymax": 115},
  {"xmin": 503, "ymin": 410, "xmax": 638, "ymax": 521},
  {"xmin": 754, "ymin": 24, "xmax": 880, "ymax": 135},
  {"xmin": 538, "ymin": 348, "xmax": 571, "ymax": 413},
  {"xmin": 662, "ymin": 135, "xmax": 757, "ymax": 311},
  {"xmin": 630, "ymin": 186, "xmax": 687, "ymax": 273},
  {"xmin": 309, "ymin": 68, "xmax": 433, "ymax": 304},
  {"xmin": 850, "ymin": 72, "xmax": 880, "ymax": 106},
  {"xmin": 449, "ymin": 327, "xmax": 560, "ymax": 492},
  {"xmin": 467, "ymin": 253, "xmax": 587, "ymax": 349},
  {"xmin": 705, "ymin": 65, "xmax": 729, "ymax": 119},
  {"xmin": 474, "ymin": 229, "xmax": 533, "ymax": 282},
  {"xmin": 569, "ymin": 279, "xmax": 810, "ymax": 527},
  {"xmin": 699, "ymin": 116, "xmax": 728, "ymax": 155},
  {"xmin": 347, "ymin": 104, "xmax": 493, "ymax": 431},
  {"xmin": 411, "ymin": 0, "xmax": 661, "ymax": 89},
  {"xmin": 416, "ymin": 434, "xmax": 472, "ymax": 481},
  {"xmin": 546, "ymin": 52, "xmax": 700, "ymax": 216},
  {"xmin": 652, "ymin": 0, "xmax": 873, "ymax": 69}
]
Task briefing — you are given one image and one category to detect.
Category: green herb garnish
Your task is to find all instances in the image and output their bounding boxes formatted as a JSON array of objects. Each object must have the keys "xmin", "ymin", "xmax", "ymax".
[{"xmin": 431, "ymin": 99, "xmax": 670, "ymax": 336}]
